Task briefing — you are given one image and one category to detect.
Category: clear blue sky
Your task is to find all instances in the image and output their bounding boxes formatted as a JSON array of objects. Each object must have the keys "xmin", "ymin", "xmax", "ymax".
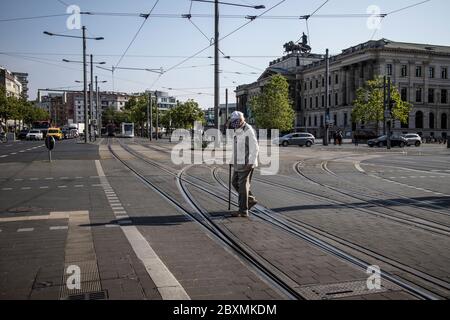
[{"xmin": 0, "ymin": 0, "xmax": 449, "ymax": 109}]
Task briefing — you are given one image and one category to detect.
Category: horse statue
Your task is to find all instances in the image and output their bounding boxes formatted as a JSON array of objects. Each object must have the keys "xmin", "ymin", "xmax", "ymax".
[{"xmin": 283, "ymin": 32, "xmax": 311, "ymax": 54}]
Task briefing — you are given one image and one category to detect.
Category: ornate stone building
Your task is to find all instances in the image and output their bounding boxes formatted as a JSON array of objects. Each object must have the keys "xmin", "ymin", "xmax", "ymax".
[{"xmin": 236, "ymin": 39, "xmax": 450, "ymax": 139}]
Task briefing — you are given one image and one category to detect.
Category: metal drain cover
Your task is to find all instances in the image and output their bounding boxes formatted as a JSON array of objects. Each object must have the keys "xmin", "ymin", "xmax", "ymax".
[
  {"xmin": 64, "ymin": 290, "xmax": 108, "ymax": 300},
  {"xmin": 297, "ymin": 280, "xmax": 400, "ymax": 300}
]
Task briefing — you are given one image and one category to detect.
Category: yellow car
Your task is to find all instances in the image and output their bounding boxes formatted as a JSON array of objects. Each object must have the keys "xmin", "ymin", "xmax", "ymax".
[{"xmin": 47, "ymin": 128, "xmax": 64, "ymax": 140}]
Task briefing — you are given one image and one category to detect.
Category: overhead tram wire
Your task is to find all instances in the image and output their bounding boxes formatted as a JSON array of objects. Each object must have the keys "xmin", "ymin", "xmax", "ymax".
[
  {"xmin": 300, "ymin": 0, "xmax": 330, "ymax": 47},
  {"xmin": 114, "ymin": 0, "xmax": 160, "ymax": 68},
  {"xmin": 370, "ymin": 0, "xmax": 432, "ymax": 40},
  {"xmin": 163, "ymin": 0, "xmax": 288, "ymax": 75},
  {"xmin": 0, "ymin": 12, "xmax": 391, "ymax": 23}
]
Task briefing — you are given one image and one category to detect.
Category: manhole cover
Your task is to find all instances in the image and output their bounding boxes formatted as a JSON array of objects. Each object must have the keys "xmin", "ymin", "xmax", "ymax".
[{"xmin": 297, "ymin": 280, "xmax": 400, "ymax": 300}]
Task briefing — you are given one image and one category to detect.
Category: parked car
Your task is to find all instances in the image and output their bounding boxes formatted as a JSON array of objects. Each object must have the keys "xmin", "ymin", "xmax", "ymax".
[
  {"xmin": 368, "ymin": 135, "xmax": 407, "ymax": 148},
  {"xmin": 402, "ymin": 133, "xmax": 422, "ymax": 147},
  {"xmin": 18, "ymin": 129, "xmax": 29, "ymax": 140},
  {"xmin": 274, "ymin": 133, "xmax": 315, "ymax": 147},
  {"xmin": 47, "ymin": 128, "xmax": 64, "ymax": 140},
  {"xmin": 26, "ymin": 129, "xmax": 43, "ymax": 140}
]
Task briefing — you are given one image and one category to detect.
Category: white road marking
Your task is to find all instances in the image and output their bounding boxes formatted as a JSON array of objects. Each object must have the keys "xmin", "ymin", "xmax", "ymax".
[
  {"xmin": 105, "ymin": 224, "xmax": 119, "ymax": 228},
  {"xmin": 94, "ymin": 159, "xmax": 189, "ymax": 300},
  {"xmin": 21, "ymin": 187, "xmax": 31, "ymax": 190},
  {"xmin": 74, "ymin": 185, "xmax": 84, "ymax": 188},
  {"xmin": 0, "ymin": 155, "xmax": 7, "ymax": 158},
  {"xmin": 17, "ymin": 228, "xmax": 34, "ymax": 232},
  {"xmin": 45, "ymin": 177, "xmax": 54, "ymax": 180},
  {"xmin": 1, "ymin": 188, "xmax": 12, "ymax": 191},
  {"xmin": 10, "ymin": 153, "xmax": 17, "ymax": 155},
  {"xmin": 39, "ymin": 186, "xmax": 49, "ymax": 189},
  {"xmin": 50, "ymin": 226, "xmax": 68, "ymax": 230},
  {"xmin": 58, "ymin": 185, "xmax": 67, "ymax": 188}
]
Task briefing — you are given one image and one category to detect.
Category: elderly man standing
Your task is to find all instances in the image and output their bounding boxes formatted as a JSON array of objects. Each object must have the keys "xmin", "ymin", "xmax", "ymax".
[{"xmin": 229, "ymin": 111, "xmax": 259, "ymax": 218}]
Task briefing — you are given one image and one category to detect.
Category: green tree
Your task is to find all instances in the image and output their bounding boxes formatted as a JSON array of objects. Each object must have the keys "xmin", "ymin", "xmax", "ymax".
[
  {"xmin": 352, "ymin": 76, "xmax": 412, "ymax": 132},
  {"xmin": 169, "ymin": 100, "xmax": 205, "ymax": 129},
  {"xmin": 250, "ymin": 74, "xmax": 295, "ymax": 132}
]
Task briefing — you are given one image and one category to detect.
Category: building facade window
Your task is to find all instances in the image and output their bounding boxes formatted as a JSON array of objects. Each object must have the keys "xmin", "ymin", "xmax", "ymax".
[
  {"xmin": 322, "ymin": 78, "xmax": 325, "ymax": 87},
  {"xmin": 429, "ymin": 112, "xmax": 435, "ymax": 129},
  {"xmin": 344, "ymin": 113, "xmax": 348, "ymax": 127},
  {"xmin": 416, "ymin": 66, "xmax": 422, "ymax": 78},
  {"xmin": 315, "ymin": 96, "xmax": 319, "ymax": 108},
  {"xmin": 314, "ymin": 116, "xmax": 317, "ymax": 127},
  {"xmin": 429, "ymin": 67, "xmax": 435, "ymax": 79},
  {"xmin": 416, "ymin": 88, "xmax": 422, "ymax": 102},
  {"xmin": 401, "ymin": 65, "xmax": 408, "ymax": 77},
  {"xmin": 333, "ymin": 114, "xmax": 337, "ymax": 126},
  {"xmin": 441, "ymin": 113, "xmax": 448, "ymax": 130},
  {"xmin": 320, "ymin": 115, "xmax": 324, "ymax": 127},
  {"xmin": 321, "ymin": 95, "xmax": 325, "ymax": 107},
  {"xmin": 401, "ymin": 88, "xmax": 408, "ymax": 101},
  {"xmin": 308, "ymin": 116, "xmax": 312, "ymax": 127},
  {"xmin": 386, "ymin": 64, "xmax": 393, "ymax": 76},
  {"xmin": 442, "ymin": 89, "xmax": 448, "ymax": 104},
  {"xmin": 428, "ymin": 88, "xmax": 435, "ymax": 103},
  {"xmin": 335, "ymin": 74, "xmax": 339, "ymax": 84},
  {"xmin": 310, "ymin": 97, "xmax": 313, "ymax": 109},
  {"xmin": 316, "ymin": 79, "xmax": 319, "ymax": 89},
  {"xmin": 415, "ymin": 111, "xmax": 423, "ymax": 129},
  {"xmin": 335, "ymin": 93, "xmax": 339, "ymax": 106},
  {"xmin": 442, "ymin": 67, "xmax": 448, "ymax": 79}
]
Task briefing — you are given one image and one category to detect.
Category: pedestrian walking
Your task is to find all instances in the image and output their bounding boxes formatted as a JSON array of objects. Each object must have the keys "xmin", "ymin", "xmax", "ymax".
[{"xmin": 229, "ymin": 111, "xmax": 259, "ymax": 218}]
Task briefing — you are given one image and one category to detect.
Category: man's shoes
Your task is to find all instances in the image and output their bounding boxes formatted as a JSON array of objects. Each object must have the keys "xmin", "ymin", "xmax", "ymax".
[
  {"xmin": 248, "ymin": 199, "xmax": 258, "ymax": 210},
  {"xmin": 230, "ymin": 211, "xmax": 249, "ymax": 218}
]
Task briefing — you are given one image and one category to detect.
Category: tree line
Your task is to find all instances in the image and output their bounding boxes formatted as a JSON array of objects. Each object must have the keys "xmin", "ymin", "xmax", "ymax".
[
  {"xmin": 102, "ymin": 94, "xmax": 205, "ymax": 136},
  {"xmin": 0, "ymin": 86, "xmax": 50, "ymax": 131}
]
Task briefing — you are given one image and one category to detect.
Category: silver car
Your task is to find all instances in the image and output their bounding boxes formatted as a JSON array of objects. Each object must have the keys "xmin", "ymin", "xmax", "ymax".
[
  {"xmin": 403, "ymin": 133, "xmax": 422, "ymax": 147},
  {"xmin": 275, "ymin": 133, "xmax": 315, "ymax": 147}
]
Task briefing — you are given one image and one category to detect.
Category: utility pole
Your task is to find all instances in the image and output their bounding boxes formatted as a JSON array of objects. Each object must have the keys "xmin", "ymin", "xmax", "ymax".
[
  {"xmin": 323, "ymin": 49, "xmax": 330, "ymax": 146},
  {"xmin": 214, "ymin": 0, "xmax": 220, "ymax": 130},
  {"xmin": 387, "ymin": 77, "xmax": 392, "ymax": 150},
  {"xmin": 383, "ymin": 76, "xmax": 387, "ymax": 136},
  {"xmin": 225, "ymin": 88, "xmax": 229, "ymax": 130},
  {"xmin": 82, "ymin": 26, "xmax": 88, "ymax": 143},
  {"xmin": 95, "ymin": 76, "xmax": 100, "ymax": 136},
  {"xmin": 89, "ymin": 54, "xmax": 94, "ymax": 141},
  {"xmin": 155, "ymin": 91, "xmax": 159, "ymax": 141},
  {"xmin": 147, "ymin": 91, "xmax": 151, "ymax": 140}
]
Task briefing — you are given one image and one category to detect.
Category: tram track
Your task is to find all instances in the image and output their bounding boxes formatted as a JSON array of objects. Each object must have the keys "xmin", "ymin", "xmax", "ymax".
[
  {"xmin": 111, "ymin": 139, "xmax": 446, "ymax": 299},
  {"xmin": 292, "ymin": 160, "xmax": 450, "ymax": 235},
  {"xmin": 108, "ymin": 139, "xmax": 306, "ymax": 300}
]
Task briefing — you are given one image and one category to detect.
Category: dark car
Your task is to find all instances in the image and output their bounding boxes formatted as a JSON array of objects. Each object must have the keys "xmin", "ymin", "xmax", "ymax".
[
  {"xmin": 368, "ymin": 135, "xmax": 408, "ymax": 148},
  {"xmin": 18, "ymin": 129, "xmax": 29, "ymax": 140}
]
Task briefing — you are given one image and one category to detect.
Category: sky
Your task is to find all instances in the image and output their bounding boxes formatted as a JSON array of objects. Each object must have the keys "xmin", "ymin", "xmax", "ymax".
[{"xmin": 0, "ymin": 0, "xmax": 449, "ymax": 109}]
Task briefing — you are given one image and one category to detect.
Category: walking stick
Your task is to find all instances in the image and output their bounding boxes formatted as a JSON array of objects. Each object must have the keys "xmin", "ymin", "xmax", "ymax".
[{"xmin": 228, "ymin": 164, "xmax": 232, "ymax": 210}]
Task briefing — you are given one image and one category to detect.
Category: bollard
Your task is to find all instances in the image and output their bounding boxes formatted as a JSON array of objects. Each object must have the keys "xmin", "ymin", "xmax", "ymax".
[{"xmin": 45, "ymin": 136, "xmax": 55, "ymax": 163}]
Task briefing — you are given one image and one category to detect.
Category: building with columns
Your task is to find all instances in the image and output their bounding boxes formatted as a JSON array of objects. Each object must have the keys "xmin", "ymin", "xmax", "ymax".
[{"xmin": 236, "ymin": 39, "xmax": 450, "ymax": 139}]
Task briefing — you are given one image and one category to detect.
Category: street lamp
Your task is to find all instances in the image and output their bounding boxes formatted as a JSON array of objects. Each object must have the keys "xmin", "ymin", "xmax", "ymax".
[
  {"xmin": 63, "ymin": 56, "xmax": 106, "ymax": 141},
  {"xmin": 44, "ymin": 27, "xmax": 104, "ymax": 143},
  {"xmin": 192, "ymin": 0, "xmax": 264, "ymax": 130}
]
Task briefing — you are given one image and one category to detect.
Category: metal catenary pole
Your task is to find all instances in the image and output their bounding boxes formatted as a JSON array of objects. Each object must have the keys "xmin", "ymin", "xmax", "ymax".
[
  {"xmin": 323, "ymin": 49, "xmax": 330, "ymax": 146},
  {"xmin": 214, "ymin": 0, "xmax": 220, "ymax": 130},
  {"xmin": 383, "ymin": 76, "xmax": 387, "ymax": 136},
  {"xmin": 147, "ymin": 92, "xmax": 150, "ymax": 140},
  {"xmin": 387, "ymin": 77, "xmax": 392, "ymax": 150},
  {"xmin": 82, "ymin": 27, "xmax": 88, "ymax": 143},
  {"xmin": 90, "ymin": 54, "xmax": 94, "ymax": 141},
  {"xmin": 155, "ymin": 91, "xmax": 159, "ymax": 141},
  {"xmin": 149, "ymin": 92, "xmax": 153, "ymax": 141}
]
